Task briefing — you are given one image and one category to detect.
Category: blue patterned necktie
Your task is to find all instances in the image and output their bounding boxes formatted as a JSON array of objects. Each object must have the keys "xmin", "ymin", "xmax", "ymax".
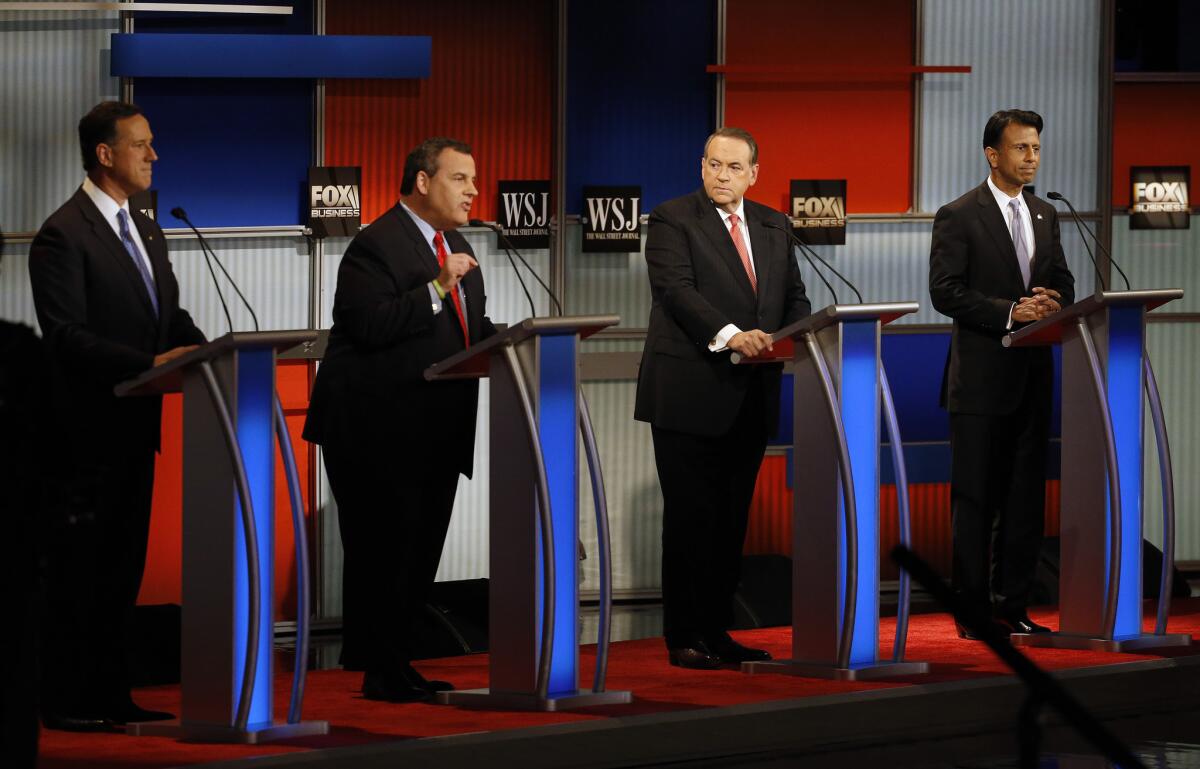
[
  {"xmin": 117, "ymin": 209, "xmax": 159, "ymax": 317},
  {"xmin": 1008, "ymin": 198, "xmax": 1031, "ymax": 289}
]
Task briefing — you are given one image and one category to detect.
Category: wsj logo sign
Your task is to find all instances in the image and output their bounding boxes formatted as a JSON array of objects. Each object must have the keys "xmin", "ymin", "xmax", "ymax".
[
  {"xmin": 1130, "ymin": 166, "xmax": 1190, "ymax": 230},
  {"xmin": 498, "ymin": 180, "xmax": 551, "ymax": 249},
  {"xmin": 583, "ymin": 185, "xmax": 641, "ymax": 253},
  {"xmin": 790, "ymin": 179, "xmax": 846, "ymax": 245},
  {"xmin": 307, "ymin": 166, "xmax": 361, "ymax": 238}
]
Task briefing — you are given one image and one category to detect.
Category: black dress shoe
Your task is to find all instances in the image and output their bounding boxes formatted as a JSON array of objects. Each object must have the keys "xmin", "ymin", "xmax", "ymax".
[
  {"xmin": 107, "ymin": 704, "xmax": 175, "ymax": 726},
  {"xmin": 42, "ymin": 712, "xmax": 112, "ymax": 732},
  {"xmin": 667, "ymin": 643, "xmax": 723, "ymax": 670},
  {"xmin": 955, "ymin": 619, "xmax": 1011, "ymax": 641},
  {"xmin": 996, "ymin": 611, "xmax": 1051, "ymax": 635},
  {"xmin": 404, "ymin": 664, "xmax": 454, "ymax": 693},
  {"xmin": 705, "ymin": 633, "xmax": 772, "ymax": 663},
  {"xmin": 361, "ymin": 672, "xmax": 430, "ymax": 703}
]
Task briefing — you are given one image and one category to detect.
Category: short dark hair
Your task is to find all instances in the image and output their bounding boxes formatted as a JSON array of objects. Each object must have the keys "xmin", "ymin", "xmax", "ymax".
[
  {"xmin": 79, "ymin": 101, "xmax": 144, "ymax": 172},
  {"xmin": 400, "ymin": 137, "xmax": 473, "ymax": 195},
  {"xmin": 982, "ymin": 109, "xmax": 1043, "ymax": 151},
  {"xmin": 704, "ymin": 126, "xmax": 759, "ymax": 165}
]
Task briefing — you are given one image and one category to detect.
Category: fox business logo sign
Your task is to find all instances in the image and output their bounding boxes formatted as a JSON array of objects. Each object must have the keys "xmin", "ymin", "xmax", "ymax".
[
  {"xmin": 790, "ymin": 179, "xmax": 846, "ymax": 245},
  {"xmin": 1130, "ymin": 167, "xmax": 1190, "ymax": 230},
  {"xmin": 307, "ymin": 166, "xmax": 361, "ymax": 238},
  {"xmin": 498, "ymin": 180, "xmax": 550, "ymax": 249},
  {"xmin": 582, "ymin": 185, "xmax": 642, "ymax": 253}
]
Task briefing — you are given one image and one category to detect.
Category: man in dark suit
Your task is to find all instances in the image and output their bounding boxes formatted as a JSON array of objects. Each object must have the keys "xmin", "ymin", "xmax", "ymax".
[
  {"xmin": 929, "ymin": 109, "xmax": 1075, "ymax": 639},
  {"xmin": 635, "ymin": 127, "xmax": 811, "ymax": 669},
  {"xmin": 28, "ymin": 102, "xmax": 205, "ymax": 730},
  {"xmin": 304, "ymin": 138, "xmax": 496, "ymax": 702}
]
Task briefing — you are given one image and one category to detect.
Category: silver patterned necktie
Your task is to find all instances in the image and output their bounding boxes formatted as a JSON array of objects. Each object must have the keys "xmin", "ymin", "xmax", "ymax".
[{"xmin": 1008, "ymin": 198, "xmax": 1031, "ymax": 289}]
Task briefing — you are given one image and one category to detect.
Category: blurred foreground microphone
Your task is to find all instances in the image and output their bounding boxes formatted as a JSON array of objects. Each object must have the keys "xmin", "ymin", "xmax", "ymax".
[
  {"xmin": 761, "ymin": 219, "xmax": 863, "ymax": 304},
  {"xmin": 1046, "ymin": 192, "xmax": 1129, "ymax": 292},
  {"xmin": 171, "ymin": 207, "xmax": 259, "ymax": 332},
  {"xmin": 470, "ymin": 219, "xmax": 563, "ymax": 318}
]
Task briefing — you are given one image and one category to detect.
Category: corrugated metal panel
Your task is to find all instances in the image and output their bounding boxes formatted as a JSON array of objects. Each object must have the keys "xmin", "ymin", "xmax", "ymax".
[
  {"xmin": 1142, "ymin": 322, "xmax": 1200, "ymax": 560},
  {"xmin": 919, "ymin": 0, "xmax": 1100, "ymax": 213},
  {"xmin": 0, "ymin": 244, "xmax": 39, "ymax": 328},
  {"xmin": 565, "ymin": 223, "xmax": 651, "ymax": 329},
  {"xmin": 0, "ymin": 11, "xmax": 120, "ymax": 233},
  {"xmin": 1112, "ymin": 215, "xmax": 1200, "ymax": 313},
  {"xmin": 324, "ymin": 0, "xmax": 553, "ymax": 224},
  {"xmin": 167, "ymin": 236, "xmax": 310, "ymax": 337}
]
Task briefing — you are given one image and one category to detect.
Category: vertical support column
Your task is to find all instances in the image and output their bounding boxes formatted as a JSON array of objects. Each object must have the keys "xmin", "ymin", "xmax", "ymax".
[
  {"xmin": 232, "ymin": 349, "xmax": 276, "ymax": 725},
  {"xmin": 838, "ymin": 320, "xmax": 881, "ymax": 666},
  {"xmin": 536, "ymin": 334, "xmax": 579, "ymax": 696}
]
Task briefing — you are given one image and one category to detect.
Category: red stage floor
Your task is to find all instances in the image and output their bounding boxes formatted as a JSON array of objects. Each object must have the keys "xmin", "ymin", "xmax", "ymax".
[{"xmin": 37, "ymin": 600, "xmax": 1200, "ymax": 769}]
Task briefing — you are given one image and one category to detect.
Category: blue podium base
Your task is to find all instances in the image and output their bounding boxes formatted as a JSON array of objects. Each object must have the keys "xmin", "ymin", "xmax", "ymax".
[
  {"xmin": 741, "ymin": 659, "xmax": 929, "ymax": 681},
  {"xmin": 127, "ymin": 718, "xmax": 330, "ymax": 743},
  {"xmin": 1011, "ymin": 631, "xmax": 1192, "ymax": 653},
  {"xmin": 438, "ymin": 688, "xmax": 632, "ymax": 712}
]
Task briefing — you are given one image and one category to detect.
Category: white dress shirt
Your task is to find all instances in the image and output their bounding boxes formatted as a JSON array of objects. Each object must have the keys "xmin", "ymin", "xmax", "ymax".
[
  {"xmin": 81, "ymin": 176, "xmax": 155, "ymax": 280},
  {"xmin": 986, "ymin": 176, "xmax": 1036, "ymax": 328},
  {"xmin": 709, "ymin": 198, "xmax": 754, "ymax": 352}
]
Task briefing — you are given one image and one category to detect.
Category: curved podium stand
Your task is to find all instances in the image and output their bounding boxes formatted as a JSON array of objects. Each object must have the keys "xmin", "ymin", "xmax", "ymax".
[
  {"xmin": 1004, "ymin": 289, "xmax": 1192, "ymax": 652},
  {"xmin": 735, "ymin": 303, "xmax": 930, "ymax": 680},
  {"xmin": 425, "ymin": 316, "xmax": 632, "ymax": 711},
  {"xmin": 116, "ymin": 331, "xmax": 329, "ymax": 743}
]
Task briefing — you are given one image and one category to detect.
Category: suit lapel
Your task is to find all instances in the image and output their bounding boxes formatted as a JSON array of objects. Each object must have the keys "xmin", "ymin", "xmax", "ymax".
[
  {"xmin": 73, "ymin": 189, "xmax": 159, "ymax": 322},
  {"xmin": 132, "ymin": 212, "xmax": 168, "ymax": 329},
  {"xmin": 693, "ymin": 190, "xmax": 757, "ymax": 303},
  {"xmin": 1026, "ymin": 191, "xmax": 1052, "ymax": 282},
  {"xmin": 974, "ymin": 183, "xmax": 1027, "ymax": 291},
  {"xmin": 745, "ymin": 204, "xmax": 771, "ymax": 305},
  {"xmin": 391, "ymin": 204, "xmax": 441, "ymax": 278}
]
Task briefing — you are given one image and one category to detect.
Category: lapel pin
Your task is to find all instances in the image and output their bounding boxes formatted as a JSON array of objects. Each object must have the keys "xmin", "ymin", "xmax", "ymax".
[{"xmin": 1036, "ymin": 214, "xmax": 1043, "ymax": 220}]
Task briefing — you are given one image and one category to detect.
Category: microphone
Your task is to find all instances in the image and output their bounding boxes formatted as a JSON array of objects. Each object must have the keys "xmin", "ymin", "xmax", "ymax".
[
  {"xmin": 171, "ymin": 207, "xmax": 259, "ymax": 332},
  {"xmin": 1046, "ymin": 192, "xmax": 1129, "ymax": 291},
  {"xmin": 470, "ymin": 219, "xmax": 563, "ymax": 317},
  {"xmin": 762, "ymin": 218, "xmax": 863, "ymax": 304}
]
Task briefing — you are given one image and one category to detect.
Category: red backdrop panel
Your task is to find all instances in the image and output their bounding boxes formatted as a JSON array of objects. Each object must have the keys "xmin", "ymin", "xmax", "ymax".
[
  {"xmin": 1112, "ymin": 83, "xmax": 1200, "ymax": 208},
  {"xmin": 324, "ymin": 0, "xmax": 554, "ymax": 223},
  {"xmin": 744, "ymin": 455, "xmax": 1062, "ymax": 581},
  {"xmin": 723, "ymin": 0, "xmax": 914, "ymax": 214},
  {"xmin": 138, "ymin": 360, "xmax": 314, "ymax": 621}
]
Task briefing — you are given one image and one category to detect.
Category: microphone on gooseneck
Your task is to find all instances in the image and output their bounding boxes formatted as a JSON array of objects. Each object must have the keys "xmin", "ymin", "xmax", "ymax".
[
  {"xmin": 470, "ymin": 219, "xmax": 563, "ymax": 317},
  {"xmin": 1046, "ymin": 192, "xmax": 1128, "ymax": 291},
  {"xmin": 171, "ymin": 207, "xmax": 260, "ymax": 332},
  {"xmin": 762, "ymin": 218, "xmax": 863, "ymax": 304}
]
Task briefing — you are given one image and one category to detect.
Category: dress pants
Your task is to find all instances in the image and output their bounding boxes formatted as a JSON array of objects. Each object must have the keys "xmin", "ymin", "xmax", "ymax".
[
  {"xmin": 323, "ymin": 444, "xmax": 459, "ymax": 679},
  {"xmin": 949, "ymin": 377, "xmax": 1051, "ymax": 614},
  {"xmin": 41, "ymin": 445, "xmax": 156, "ymax": 716},
  {"xmin": 652, "ymin": 377, "xmax": 768, "ymax": 648}
]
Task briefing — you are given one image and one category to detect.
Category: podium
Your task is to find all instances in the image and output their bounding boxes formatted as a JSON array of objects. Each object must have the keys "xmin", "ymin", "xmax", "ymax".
[
  {"xmin": 425, "ymin": 316, "xmax": 632, "ymax": 711},
  {"xmin": 1004, "ymin": 289, "xmax": 1192, "ymax": 652},
  {"xmin": 735, "ymin": 303, "xmax": 930, "ymax": 680},
  {"xmin": 116, "ymin": 331, "xmax": 329, "ymax": 742}
]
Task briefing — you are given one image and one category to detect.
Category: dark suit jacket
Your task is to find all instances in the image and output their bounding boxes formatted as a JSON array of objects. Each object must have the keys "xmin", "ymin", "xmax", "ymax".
[
  {"xmin": 303, "ymin": 204, "xmax": 497, "ymax": 477},
  {"xmin": 635, "ymin": 188, "xmax": 811, "ymax": 437},
  {"xmin": 929, "ymin": 181, "xmax": 1075, "ymax": 416},
  {"xmin": 28, "ymin": 187, "xmax": 206, "ymax": 453}
]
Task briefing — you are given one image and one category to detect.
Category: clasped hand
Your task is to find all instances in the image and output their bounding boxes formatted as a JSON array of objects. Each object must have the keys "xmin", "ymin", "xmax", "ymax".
[{"xmin": 1012, "ymin": 287, "xmax": 1062, "ymax": 324}]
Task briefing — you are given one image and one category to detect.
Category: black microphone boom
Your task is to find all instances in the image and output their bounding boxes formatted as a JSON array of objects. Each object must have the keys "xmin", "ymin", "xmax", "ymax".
[
  {"xmin": 762, "ymin": 218, "xmax": 863, "ymax": 304},
  {"xmin": 171, "ymin": 206, "xmax": 233, "ymax": 333},
  {"xmin": 469, "ymin": 219, "xmax": 563, "ymax": 317},
  {"xmin": 172, "ymin": 207, "xmax": 260, "ymax": 332},
  {"xmin": 1046, "ymin": 191, "xmax": 1129, "ymax": 291}
]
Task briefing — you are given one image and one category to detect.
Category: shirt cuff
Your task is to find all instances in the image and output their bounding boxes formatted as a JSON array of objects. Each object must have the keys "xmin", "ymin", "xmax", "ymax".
[
  {"xmin": 1006, "ymin": 302, "xmax": 1016, "ymax": 330},
  {"xmin": 428, "ymin": 282, "xmax": 444, "ymax": 314},
  {"xmin": 709, "ymin": 324, "xmax": 741, "ymax": 352}
]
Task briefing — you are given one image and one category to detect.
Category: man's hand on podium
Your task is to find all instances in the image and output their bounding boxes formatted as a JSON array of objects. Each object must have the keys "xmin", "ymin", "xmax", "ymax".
[
  {"xmin": 436, "ymin": 252, "xmax": 478, "ymax": 293},
  {"xmin": 154, "ymin": 345, "xmax": 200, "ymax": 368},
  {"xmin": 728, "ymin": 329, "xmax": 774, "ymax": 359},
  {"xmin": 1014, "ymin": 287, "xmax": 1063, "ymax": 323}
]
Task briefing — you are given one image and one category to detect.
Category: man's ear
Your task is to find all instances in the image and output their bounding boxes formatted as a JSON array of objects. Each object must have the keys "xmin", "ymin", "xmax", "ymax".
[
  {"xmin": 415, "ymin": 170, "xmax": 430, "ymax": 195},
  {"xmin": 984, "ymin": 147, "xmax": 998, "ymax": 170},
  {"xmin": 95, "ymin": 143, "xmax": 114, "ymax": 169}
]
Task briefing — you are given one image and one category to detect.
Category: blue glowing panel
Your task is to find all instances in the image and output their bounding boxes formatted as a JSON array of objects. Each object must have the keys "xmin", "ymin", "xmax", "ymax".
[
  {"xmin": 839, "ymin": 321, "xmax": 880, "ymax": 666},
  {"xmin": 1105, "ymin": 305, "xmax": 1144, "ymax": 638},
  {"xmin": 112, "ymin": 34, "xmax": 431, "ymax": 79},
  {"xmin": 538, "ymin": 334, "xmax": 579, "ymax": 696},
  {"xmin": 232, "ymin": 348, "xmax": 275, "ymax": 726}
]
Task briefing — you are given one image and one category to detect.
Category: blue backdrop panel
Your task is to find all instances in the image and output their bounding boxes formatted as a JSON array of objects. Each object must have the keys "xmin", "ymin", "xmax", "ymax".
[
  {"xmin": 134, "ymin": 77, "xmax": 312, "ymax": 227},
  {"xmin": 112, "ymin": 34, "xmax": 431, "ymax": 79},
  {"xmin": 566, "ymin": 0, "xmax": 715, "ymax": 215}
]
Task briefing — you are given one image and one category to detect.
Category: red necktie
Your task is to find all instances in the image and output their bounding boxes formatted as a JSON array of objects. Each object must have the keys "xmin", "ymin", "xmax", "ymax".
[
  {"xmin": 434, "ymin": 231, "xmax": 470, "ymax": 346},
  {"xmin": 728, "ymin": 213, "xmax": 757, "ymax": 293}
]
